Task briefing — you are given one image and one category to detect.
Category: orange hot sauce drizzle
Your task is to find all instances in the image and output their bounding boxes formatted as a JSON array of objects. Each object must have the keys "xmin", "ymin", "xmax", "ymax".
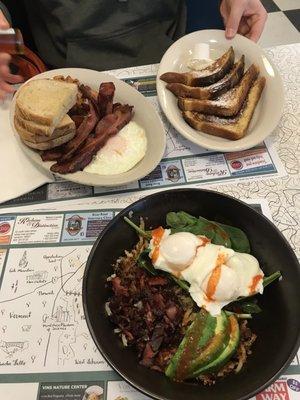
[
  {"xmin": 249, "ymin": 274, "xmax": 263, "ymax": 295},
  {"xmin": 205, "ymin": 253, "xmax": 226, "ymax": 301},
  {"xmin": 150, "ymin": 226, "xmax": 165, "ymax": 263}
]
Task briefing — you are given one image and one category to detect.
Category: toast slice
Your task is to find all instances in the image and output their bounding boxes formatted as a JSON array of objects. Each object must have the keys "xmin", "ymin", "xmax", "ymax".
[
  {"xmin": 14, "ymin": 115, "xmax": 75, "ymax": 143},
  {"xmin": 166, "ymin": 56, "xmax": 245, "ymax": 100},
  {"xmin": 178, "ymin": 64, "xmax": 259, "ymax": 117},
  {"xmin": 182, "ymin": 77, "xmax": 266, "ymax": 140},
  {"xmin": 15, "ymin": 108, "xmax": 75, "ymax": 138},
  {"xmin": 20, "ymin": 130, "xmax": 76, "ymax": 150},
  {"xmin": 160, "ymin": 47, "xmax": 234, "ymax": 87},
  {"xmin": 16, "ymin": 79, "xmax": 78, "ymax": 130}
]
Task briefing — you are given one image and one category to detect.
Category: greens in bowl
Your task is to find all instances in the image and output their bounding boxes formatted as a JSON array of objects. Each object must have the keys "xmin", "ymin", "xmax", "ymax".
[{"xmin": 105, "ymin": 211, "xmax": 281, "ymax": 384}]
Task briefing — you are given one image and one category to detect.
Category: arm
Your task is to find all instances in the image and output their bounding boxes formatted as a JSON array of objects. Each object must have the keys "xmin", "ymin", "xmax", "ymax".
[
  {"xmin": 220, "ymin": 0, "xmax": 267, "ymax": 42},
  {"xmin": 0, "ymin": 5, "xmax": 23, "ymax": 101}
]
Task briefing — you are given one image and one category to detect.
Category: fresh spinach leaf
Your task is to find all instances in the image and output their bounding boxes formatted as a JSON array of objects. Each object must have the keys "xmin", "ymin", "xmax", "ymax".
[
  {"xmin": 263, "ymin": 271, "xmax": 281, "ymax": 288},
  {"xmin": 137, "ymin": 251, "xmax": 157, "ymax": 275},
  {"xmin": 124, "ymin": 217, "xmax": 151, "ymax": 239},
  {"xmin": 171, "ymin": 275, "xmax": 190, "ymax": 292},
  {"xmin": 239, "ymin": 302, "xmax": 262, "ymax": 314},
  {"xmin": 166, "ymin": 211, "xmax": 252, "ymax": 251},
  {"xmin": 216, "ymin": 222, "xmax": 250, "ymax": 253}
]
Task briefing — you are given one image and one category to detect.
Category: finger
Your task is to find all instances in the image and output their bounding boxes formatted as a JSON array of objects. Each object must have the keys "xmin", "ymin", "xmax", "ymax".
[
  {"xmin": 5, "ymin": 73, "xmax": 24, "ymax": 84},
  {"xmin": 247, "ymin": 14, "xmax": 267, "ymax": 42},
  {"xmin": 219, "ymin": 1, "xmax": 229, "ymax": 27},
  {"xmin": 238, "ymin": 18, "xmax": 250, "ymax": 36},
  {"xmin": 0, "ymin": 53, "xmax": 11, "ymax": 65},
  {"xmin": 225, "ymin": 2, "xmax": 245, "ymax": 39},
  {"xmin": 0, "ymin": 11, "xmax": 10, "ymax": 29},
  {"xmin": 0, "ymin": 89, "xmax": 7, "ymax": 101},
  {"xmin": 0, "ymin": 80, "xmax": 15, "ymax": 93}
]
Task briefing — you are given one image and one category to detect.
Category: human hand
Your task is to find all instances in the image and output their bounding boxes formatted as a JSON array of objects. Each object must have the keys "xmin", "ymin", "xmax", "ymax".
[
  {"xmin": 220, "ymin": 0, "xmax": 267, "ymax": 42},
  {"xmin": 0, "ymin": 11, "xmax": 23, "ymax": 101}
]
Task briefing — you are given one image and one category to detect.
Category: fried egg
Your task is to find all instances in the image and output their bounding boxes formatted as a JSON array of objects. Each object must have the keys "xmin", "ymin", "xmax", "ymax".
[
  {"xmin": 149, "ymin": 229, "xmax": 264, "ymax": 316},
  {"xmin": 84, "ymin": 121, "xmax": 147, "ymax": 175}
]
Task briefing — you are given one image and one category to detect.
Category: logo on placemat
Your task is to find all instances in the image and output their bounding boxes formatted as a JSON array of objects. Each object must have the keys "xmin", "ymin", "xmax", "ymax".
[
  {"xmin": 287, "ymin": 378, "xmax": 300, "ymax": 392},
  {"xmin": 230, "ymin": 160, "xmax": 243, "ymax": 170},
  {"xmin": 0, "ymin": 222, "xmax": 11, "ymax": 235},
  {"xmin": 66, "ymin": 215, "xmax": 85, "ymax": 236},
  {"xmin": 166, "ymin": 165, "xmax": 181, "ymax": 182},
  {"xmin": 256, "ymin": 380, "xmax": 290, "ymax": 400}
]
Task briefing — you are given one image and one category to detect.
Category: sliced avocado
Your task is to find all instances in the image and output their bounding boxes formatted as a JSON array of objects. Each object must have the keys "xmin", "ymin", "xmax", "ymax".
[
  {"xmin": 165, "ymin": 309, "xmax": 216, "ymax": 380},
  {"xmin": 166, "ymin": 311, "xmax": 230, "ymax": 381},
  {"xmin": 194, "ymin": 314, "xmax": 240, "ymax": 376},
  {"xmin": 188, "ymin": 311, "xmax": 230, "ymax": 379}
]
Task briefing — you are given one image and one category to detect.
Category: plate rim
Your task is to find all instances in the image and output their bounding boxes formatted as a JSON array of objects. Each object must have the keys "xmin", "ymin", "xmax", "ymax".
[
  {"xmin": 156, "ymin": 29, "xmax": 284, "ymax": 152},
  {"xmin": 10, "ymin": 67, "xmax": 166, "ymax": 187},
  {"xmin": 82, "ymin": 187, "xmax": 300, "ymax": 400}
]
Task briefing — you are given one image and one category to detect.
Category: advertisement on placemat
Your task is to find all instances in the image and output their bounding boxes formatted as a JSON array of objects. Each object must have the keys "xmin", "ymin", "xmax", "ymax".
[{"xmin": 38, "ymin": 382, "xmax": 105, "ymax": 400}]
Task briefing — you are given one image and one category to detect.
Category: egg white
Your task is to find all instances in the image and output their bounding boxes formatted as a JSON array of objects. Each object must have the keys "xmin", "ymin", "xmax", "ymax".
[
  {"xmin": 84, "ymin": 121, "xmax": 147, "ymax": 175},
  {"xmin": 148, "ymin": 230, "xmax": 264, "ymax": 316}
]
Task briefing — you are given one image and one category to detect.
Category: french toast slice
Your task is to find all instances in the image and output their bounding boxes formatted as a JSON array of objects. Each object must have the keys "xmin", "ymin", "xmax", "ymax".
[
  {"xmin": 182, "ymin": 77, "xmax": 266, "ymax": 140},
  {"xmin": 178, "ymin": 64, "xmax": 259, "ymax": 117},
  {"xmin": 166, "ymin": 55, "xmax": 245, "ymax": 100},
  {"xmin": 160, "ymin": 47, "xmax": 234, "ymax": 86}
]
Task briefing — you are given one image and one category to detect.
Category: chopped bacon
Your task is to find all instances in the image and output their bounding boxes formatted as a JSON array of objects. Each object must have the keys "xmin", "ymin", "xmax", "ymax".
[
  {"xmin": 148, "ymin": 277, "xmax": 168, "ymax": 286},
  {"xmin": 111, "ymin": 277, "xmax": 128, "ymax": 297},
  {"xmin": 98, "ymin": 82, "xmax": 115, "ymax": 118},
  {"xmin": 50, "ymin": 105, "xmax": 133, "ymax": 174},
  {"xmin": 166, "ymin": 305, "xmax": 178, "ymax": 321},
  {"xmin": 140, "ymin": 343, "xmax": 155, "ymax": 367}
]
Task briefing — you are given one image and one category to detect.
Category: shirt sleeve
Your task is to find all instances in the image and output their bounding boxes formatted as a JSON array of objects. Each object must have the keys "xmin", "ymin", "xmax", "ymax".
[{"xmin": 0, "ymin": 2, "xmax": 12, "ymax": 26}]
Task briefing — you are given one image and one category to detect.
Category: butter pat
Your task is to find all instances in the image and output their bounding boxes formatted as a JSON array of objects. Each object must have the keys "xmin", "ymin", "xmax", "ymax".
[
  {"xmin": 187, "ymin": 43, "xmax": 213, "ymax": 71},
  {"xmin": 193, "ymin": 43, "xmax": 210, "ymax": 60}
]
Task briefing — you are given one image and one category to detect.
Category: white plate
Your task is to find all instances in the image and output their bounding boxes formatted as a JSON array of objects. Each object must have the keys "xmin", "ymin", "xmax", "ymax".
[
  {"xmin": 157, "ymin": 29, "xmax": 284, "ymax": 152},
  {"xmin": 10, "ymin": 68, "xmax": 166, "ymax": 186}
]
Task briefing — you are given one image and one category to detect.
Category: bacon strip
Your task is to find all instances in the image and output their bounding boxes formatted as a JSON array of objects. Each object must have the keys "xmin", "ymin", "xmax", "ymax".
[
  {"xmin": 79, "ymin": 84, "xmax": 99, "ymax": 116},
  {"xmin": 50, "ymin": 105, "xmax": 133, "ymax": 174},
  {"xmin": 98, "ymin": 82, "xmax": 115, "ymax": 118},
  {"xmin": 70, "ymin": 115, "xmax": 85, "ymax": 128},
  {"xmin": 60, "ymin": 100, "xmax": 99, "ymax": 162},
  {"xmin": 41, "ymin": 148, "xmax": 64, "ymax": 162}
]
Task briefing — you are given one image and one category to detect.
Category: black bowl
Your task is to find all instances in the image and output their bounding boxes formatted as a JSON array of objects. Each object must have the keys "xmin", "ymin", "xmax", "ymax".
[{"xmin": 83, "ymin": 189, "xmax": 300, "ymax": 400}]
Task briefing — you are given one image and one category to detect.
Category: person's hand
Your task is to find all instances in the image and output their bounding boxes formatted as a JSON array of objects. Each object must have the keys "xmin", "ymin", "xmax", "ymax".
[
  {"xmin": 0, "ymin": 11, "xmax": 23, "ymax": 101},
  {"xmin": 220, "ymin": 0, "xmax": 267, "ymax": 42}
]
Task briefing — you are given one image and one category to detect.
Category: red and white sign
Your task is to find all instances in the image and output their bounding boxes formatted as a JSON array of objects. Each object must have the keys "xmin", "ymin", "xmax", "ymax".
[{"xmin": 256, "ymin": 381, "xmax": 290, "ymax": 400}]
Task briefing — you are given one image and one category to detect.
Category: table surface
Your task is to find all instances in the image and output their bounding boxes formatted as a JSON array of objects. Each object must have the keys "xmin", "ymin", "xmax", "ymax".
[{"xmin": 0, "ymin": 42, "xmax": 299, "ymax": 400}]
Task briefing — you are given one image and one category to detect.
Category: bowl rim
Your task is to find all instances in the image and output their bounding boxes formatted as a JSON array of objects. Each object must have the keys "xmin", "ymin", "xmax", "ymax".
[{"xmin": 82, "ymin": 188, "xmax": 300, "ymax": 400}]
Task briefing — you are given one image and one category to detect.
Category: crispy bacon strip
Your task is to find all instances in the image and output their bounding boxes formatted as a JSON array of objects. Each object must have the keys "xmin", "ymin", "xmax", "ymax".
[
  {"xmin": 59, "ymin": 100, "xmax": 99, "ymax": 162},
  {"xmin": 98, "ymin": 82, "xmax": 115, "ymax": 118},
  {"xmin": 70, "ymin": 115, "xmax": 85, "ymax": 128},
  {"xmin": 41, "ymin": 148, "xmax": 64, "ymax": 162},
  {"xmin": 50, "ymin": 105, "xmax": 133, "ymax": 174},
  {"xmin": 79, "ymin": 84, "xmax": 99, "ymax": 116}
]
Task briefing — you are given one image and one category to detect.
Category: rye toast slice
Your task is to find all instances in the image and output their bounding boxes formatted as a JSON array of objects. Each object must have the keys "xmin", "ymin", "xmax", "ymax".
[
  {"xmin": 166, "ymin": 55, "xmax": 245, "ymax": 100},
  {"xmin": 178, "ymin": 64, "xmax": 259, "ymax": 117},
  {"xmin": 182, "ymin": 77, "xmax": 266, "ymax": 140},
  {"xmin": 160, "ymin": 47, "xmax": 234, "ymax": 86}
]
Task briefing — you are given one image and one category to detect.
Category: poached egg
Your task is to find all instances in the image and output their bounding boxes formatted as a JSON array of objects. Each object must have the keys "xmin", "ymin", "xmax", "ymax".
[
  {"xmin": 149, "ymin": 228, "xmax": 264, "ymax": 316},
  {"xmin": 84, "ymin": 121, "xmax": 147, "ymax": 175}
]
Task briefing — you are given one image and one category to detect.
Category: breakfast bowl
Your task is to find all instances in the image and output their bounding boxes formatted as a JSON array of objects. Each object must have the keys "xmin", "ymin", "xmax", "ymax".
[
  {"xmin": 10, "ymin": 68, "xmax": 166, "ymax": 187},
  {"xmin": 157, "ymin": 29, "xmax": 284, "ymax": 152},
  {"xmin": 82, "ymin": 188, "xmax": 300, "ymax": 400}
]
